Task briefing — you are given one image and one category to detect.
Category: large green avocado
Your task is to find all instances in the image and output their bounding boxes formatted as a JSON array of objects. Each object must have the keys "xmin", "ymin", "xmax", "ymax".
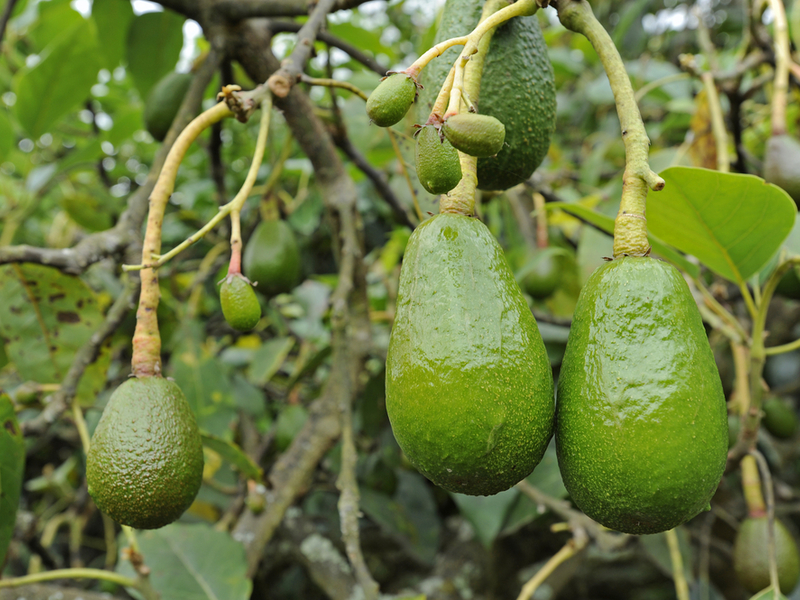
[
  {"xmin": 416, "ymin": 0, "xmax": 556, "ymax": 191},
  {"xmin": 386, "ymin": 213, "xmax": 554, "ymax": 496},
  {"xmin": 243, "ymin": 220, "xmax": 302, "ymax": 296},
  {"xmin": 86, "ymin": 377, "xmax": 204, "ymax": 530},
  {"xmin": 556, "ymin": 257, "xmax": 728, "ymax": 534},
  {"xmin": 143, "ymin": 71, "xmax": 194, "ymax": 142}
]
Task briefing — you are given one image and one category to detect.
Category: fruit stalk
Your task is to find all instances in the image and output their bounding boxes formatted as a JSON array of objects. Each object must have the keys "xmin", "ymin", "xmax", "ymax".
[
  {"xmin": 741, "ymin": 454, "xmax": 767, "ymax": 517},
  {"xmin": 751, "ymin": 450, "xmax": 783, "ymax": 594},
  {"xmin": 554, "ymin": 0, "xmax": 664, "ymax": 258},
  {"xmin": 768, "ymin": 0, "xmax": 791, "ymax": 135},
  {"xmin": 440, "ymin": 0, "xmax": 506, "ymax": 216},
  {"xmin": 131, "ymin": 101, "xmax": 233, "ymax": 377}
]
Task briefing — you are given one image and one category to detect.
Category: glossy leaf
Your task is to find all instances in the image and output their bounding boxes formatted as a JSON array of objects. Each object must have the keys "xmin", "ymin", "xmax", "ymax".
[
  {"xmin": 547, "ymin": 201, "xmax": 700, "ymax": 278},
  {"xmin": 452, "ymin": 487, "xmax": 518, "ymax": 548},
  {"xmin": 647, "ymin": 167, "xmax": 796, "ymax": 283},
  {"xmin": 0, "ymin": 264, "xmax": 110, "ymax": 405},
  {"xmin": 246, "ymin": 337, "xmax": 294, "ymax": 386},
  {"xmin": 117, "ymin": 523, "xmax": 251, "ymax": 600},
  {"xmin": 201, "ymin": 432, "xmax": 264, "ymax": 484},
  {"xmin": 0, "ymin": 394, "xmax": 25, "ymax": 568},
  {"xmin": 13, "ymin": 18, "xmax": 101, "ymax": 137},
  {"xmin": 126, "ymin": 11, "xmax": 185, "ymax": 99}
]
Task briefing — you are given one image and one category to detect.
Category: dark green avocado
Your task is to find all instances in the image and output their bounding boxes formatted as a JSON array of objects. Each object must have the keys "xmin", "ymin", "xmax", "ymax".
[
  {"xmin": 416, "ymin": 0, "xmax": 556, "ymax": 191},
  {"xmin": 143, "ymin": 71, "xmax": 193, "ymax": 142},
  {"xmin": 556, "ymin": 257, "xmax": 728, "ymax": 534},
  {"xmin": 385, "ymin": 213, "xmax": 554, "ymax": 496},
  {"xmin": 243, "ymin": 220, "xmax": 302, "ymax": 296},
  {"xmin": 86, "ymin": 377, "xmax": 204, "ymax": 529}
]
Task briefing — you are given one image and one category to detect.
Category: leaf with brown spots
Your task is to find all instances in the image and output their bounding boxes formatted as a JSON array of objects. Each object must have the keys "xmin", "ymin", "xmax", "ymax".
[
  {"xmin": 0, "ymin": 264, "xmax": 111, "ymax": 405},
  {"xmin": 0, "ymin": 393, "xmax": 24, "ymax": 568}
]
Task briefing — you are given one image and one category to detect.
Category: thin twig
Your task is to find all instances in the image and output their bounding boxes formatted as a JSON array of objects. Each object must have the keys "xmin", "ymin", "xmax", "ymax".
[
  {"xmin": 213, "ymin": 0, "xmax": 369, "ymax": 20},
  {"xmin": 752, "ymin": 449, "xmax": 782, "ymax": 594},
  {"xmin": 516, "ymin": 538, "xmax": 586, "ymax": 600},
  {"xmin": 666, "ymin": 529, "xmax": 690, "ymax": 600}
]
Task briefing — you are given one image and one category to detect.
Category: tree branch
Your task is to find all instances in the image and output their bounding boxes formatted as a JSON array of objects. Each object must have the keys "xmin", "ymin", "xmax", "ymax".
[
  {"xmin": 212, "ymin": 0, "xmax": 371, "ymax": 20},
  {"xmin": 0, "ymin": 0, "xmax": 20, "ymax": 46}
]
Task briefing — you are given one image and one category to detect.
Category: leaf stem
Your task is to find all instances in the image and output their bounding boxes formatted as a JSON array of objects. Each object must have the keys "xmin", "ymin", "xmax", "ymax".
[
  {"xmin": 554, "ymin": 0, "xmax": 664, "ymax": 258},
  {"xmin": 0, "ymin": 568, "xmax": 136, "ymax": 589},
  {"xmin": 768, "ymin": 0, "xmax": 791, "ymax": 135},
  {"xmin": 741, "ymin": 454, "xmax": 767, "ymax": 517}
]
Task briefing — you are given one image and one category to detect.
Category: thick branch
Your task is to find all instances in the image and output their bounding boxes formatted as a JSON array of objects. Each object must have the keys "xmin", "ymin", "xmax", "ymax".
[
  {"xmin": 0, "ymin": 0, "xmax": 20, "ymax": 47},
  {"xmin": 267, "ymin": 0, "xmax": 338, "ymax": 97},
  {"xmin": 212, "ymin": 0, "xmax": 370, "ymax": 20}
]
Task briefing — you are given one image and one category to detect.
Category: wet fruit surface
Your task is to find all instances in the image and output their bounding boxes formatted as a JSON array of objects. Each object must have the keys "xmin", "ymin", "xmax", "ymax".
[
  {"xmin": 386, "ymin": 213, "xmax": 554, "ymax": 496},
  {"xmin": 86, "ymin": 377, "xmax": 204, "ymax": 529},
  {"xmin": 556, "ymin": 257, "xmax": 728, "ymax": 534}
]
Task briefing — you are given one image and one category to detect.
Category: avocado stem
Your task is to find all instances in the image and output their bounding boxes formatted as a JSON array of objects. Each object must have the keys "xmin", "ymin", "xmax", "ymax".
[
  {"xmin": 767, "ymin": 0, "xmax": 791, "ymax": 135},
  {"xmin": 554, "ymin": 0, "xmax": 664, "ymax": 258},
  {"xmin": 741, "ymin": 454, "xmax": 767, "ymax": 517},
  {"xmin": 750, "ymin": 449, "xmax": 782, "ymax": 594},
  {"xmin": 439, "ymin": 0, "xmax": 507, "ymax": 216},
  {"xmin": 130, "ymin": 101, "xmax": 232, "ymax": 377}
]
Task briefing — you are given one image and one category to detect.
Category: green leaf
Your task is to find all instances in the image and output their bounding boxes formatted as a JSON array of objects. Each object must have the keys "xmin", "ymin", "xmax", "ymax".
[
  {"xmin": 451, "ymin": 487, "xmax": 519, "ymax": 548},
  {"xmin": 547, "ymin": 201, "xmax": 700, "ymax": 279},
  {"xmin": 360, "ymin": 471, "xmax": 440, "ymax": 564},
  {"xmin": 0, "ymin": 394, "xmax": 25, "ymax": 568},
  {"xmin": 117, "ymin": 523, "xmax": 252, "ymax": 600},
  {"xmin": 13, "ymin": 17, "xmax": 101, "ymax": 137},
  {"xmin": 274, "ymin": 404, "xmax": 308, "ymax": 452},
  {"xmin": 126, "ymin": 11, "xmax": 185, "ymax": 99},
  {"xmin": 246, "ymin": 337, "xmax": 294, "ymax": 386},
  {"xmin": 27, "ymin": 2, "xmax": 84, "ymax": 52},
  {"xmin": 91, "ymin": 0, "xmax": 134, "ymax": 70},
  {"xmin": 0, "ymin": 264, "xmax": 110, "ymax": 405},
  {"xmin": 201, "ymin": 432, "xmax": 264, "ymax": 483},
  {"xmin": 647, "ymin": 167, "xmax": 797, "ymax": 283},
  {"xmin": 0, "ymin": 109, "xmax": 13, "ymax": 162}
]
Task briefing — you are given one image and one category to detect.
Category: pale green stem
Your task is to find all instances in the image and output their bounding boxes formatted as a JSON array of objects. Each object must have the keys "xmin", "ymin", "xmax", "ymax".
[
  {"xmin": 751, "ymin": 449, "xmax": 781, "ymax": 594},
  {"xmin": 71, "ymin": 401, "xmax": 91, "ymax": 454},
  {"xmin": 555, "ymin": 0, "xmax": 664, "ymax": 258},
  {"xmin": 701, "ymin": 71, "xmax": 730, "ymax": 173},
  {"xmin": 516, "ymin": 539, "xmax": 585, "ymax": 600},
  {"xmin": 634, "ymin": 72, "xmax": 691, "ymax": 102},
  {"xmin": 666, "ymin": 529, "xmax": 690, "ymax": 600},
  {"xmin": 0, "ymin": 568, "xmax": 136, "ymax": 589},
  {"xmin": 768, "ymin": 0, "xmax": 791, "ymax": 134}
]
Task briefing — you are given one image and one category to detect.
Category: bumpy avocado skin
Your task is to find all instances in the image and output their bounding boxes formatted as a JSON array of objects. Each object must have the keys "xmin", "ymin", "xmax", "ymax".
[
  {"xmin": 243, "ymin": 220, "xmax": 302, "ymax": 296},
  {"xmin": 556, "ymin": 257, "xmax": 727, "ymax": 534},
  {"xmin": 417, "ymin": 0, "xmax": 556, "ymax": 191},
  {"xmin": 386, "ymin": 214, "xmax": 554, "ymax": 496},
  {"xmin": 86, "ymin": 377, "xmax": 204, "ymax": 530},
  {"xmin": 221, "ymin": 275, "xmax": 262, "ymax": 332}
]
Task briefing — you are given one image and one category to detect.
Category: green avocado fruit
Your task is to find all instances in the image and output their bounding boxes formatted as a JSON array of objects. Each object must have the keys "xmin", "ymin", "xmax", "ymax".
[
  {"xmin": 442, "ymin": 113, "xmax": 505, "ymax": 158},
  {"xmin": 556, "ymin": 257, "xmax": 728, "ymax": 534},
  {"xmin": 416, "ymin": 0, "xmax": 556, "ymax": 191},
  {"xmin": 415, "ymin": 124, "xmax": 462, "ymax": 195},
  {"xmin": 143, "ymin": 71, "xmax": 194, "ymax": 142},
  {"xmin": 86, "ymin": 377, "xmax": 204, "ymax": 529},
  {"xmin": 366, "ymin": 72, "xmax": 417, "ymax": 127},
  {"xmin": 220, "ymin": 274, "xmax": 261, "ymax": 331},
  {"xmin": 243, "ymin": 220, "xmax": 302, "ymax": 296},
  {"xmin": 518, "ymin": 248, "xmax": 563, "ymax": 299},
  {"xmin": 764, "ymin": 135, "xmax": 800, "ymax": 207},
  {"xmin": 385, "ymin": 213, "xmax": 554, "ymax": 496},
  {"xmin": 762, "ymin": 397, "xmax": 798, "ymax": 439},
  {"xmin": 734, "ymin": 516, "xmax": 800, "ymax": 594}
]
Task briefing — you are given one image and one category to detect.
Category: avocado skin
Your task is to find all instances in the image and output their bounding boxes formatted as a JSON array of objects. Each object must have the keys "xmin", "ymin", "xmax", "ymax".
[
  {"xmin": 243, "ymin": 220, "xmax": 302, "ymax": 296},
  {"xmin": 86, "ymin": 377, "xmax": 204, "ymax": 530},
  {"xmin": 221, "ymin": 275, "xmax": 261, "ymax": 332},
  {"xmin": 143, "ymin": 72, "xmax": 193, "ymax": 142},
  {"xmin": 417, "ymin": 0, "xmax": 556, "ymax": 191},
  {"xmin": 556, "ymin": 257, "xmax": 727, "ymax": 534},
  {"xmin": 386, "ymin": 213, "xmax": 554, "ymax": 496},
  {"xmin": 734, "ymin": 516, "xmax": 800, "ymax": 594},
  {"xmin": 415, "ymin": 124, "xmax": 462, "ymax": 195}
]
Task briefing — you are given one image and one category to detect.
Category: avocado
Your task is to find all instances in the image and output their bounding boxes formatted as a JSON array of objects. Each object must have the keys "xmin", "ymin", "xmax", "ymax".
[
  {"xmin": 86, "ymin": 377, "xmax": 204, "ymax": 529},
  {"xmin": 415, "ymin": 124, "xmax": 462, "ymax": 194},
  {"xmin": 243, "ymin": 219, "xmax": 302, "ymax": 296},
  {"xmin": 143, "ymin": 71, "xmax": 194, "ymax": 142},
  {"xmin": 517, "ymin": 248, "xmax": 563, "ymax": 299},
  {"xmin": 442, "ymin": 113, "xmax": 505, "ymax": 158},
  {"xmin": 734, "ymin": 516, "xmax": 800, "ymax": 594},
  {"xmin": 416, "ymin": 0, "xmax": 556, "ymax": 191},
  {"xmin": 764, "ymin": 135, "xmax": 800, "ymax": 207},
  {"xmin": 220, "ymin": 274, "xmax": 261, "ymax": 331},
  {"xmin": 366, "ymin": 72, "xmax": 417, "ymax": 127},
  {"xmin": 762, "ymin": 397, "xmax": 798, "ymax": 439},
  {"xmin": 556, "ymin": 257, "xmax": 728, "ymax": 534},
  {"xmin": 385, "ymin": 213, "xmax": 554, "ymax": 496}
]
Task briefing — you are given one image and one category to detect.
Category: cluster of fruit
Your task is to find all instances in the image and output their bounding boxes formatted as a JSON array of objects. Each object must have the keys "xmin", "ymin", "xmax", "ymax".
[{"xmin": 367, "ymin": 0, "xmax": 728, "ymax": 537}]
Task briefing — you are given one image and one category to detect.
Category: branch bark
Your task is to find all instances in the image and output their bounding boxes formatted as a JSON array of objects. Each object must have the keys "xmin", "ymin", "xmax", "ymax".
[{"xmin": 212, "ymin": 0, "xmax": 371, "ymax": 20}]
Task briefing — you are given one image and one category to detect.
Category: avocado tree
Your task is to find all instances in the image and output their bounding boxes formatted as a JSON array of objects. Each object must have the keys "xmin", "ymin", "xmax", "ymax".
[{"xmin": 2, "ymin": 1, "xmax": 800, "ymax": 599}]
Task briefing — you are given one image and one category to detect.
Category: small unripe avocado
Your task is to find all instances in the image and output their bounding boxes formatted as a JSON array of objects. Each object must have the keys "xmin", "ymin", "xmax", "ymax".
[
  {"xmin": 764, "ymin": 135, "xmax": 800, "ymax": 206},
  {"xmin": 556, "ymin": 257, "xmax": 728, "ymax": 534},
  {"xmin": 415, "ymin": 125, "xmax": 462, "ymax": 195},
  {"xmin": 366, "ymin": 73, "xmax": 417, "ymax": 128},
  {"xmin": 442, "ymin": 113, "xmax": 505, "ymax": 158},
  {"xmin": 386, "ymin": 213, "xmax": 554, "ymax": 496},
  {"xmin": 517, "ymin": 248, "xmax": 563, "ymax": 299},
  {"xmin": 220, "ymin": 274, "xmax": 261, "ymax": 331},
  {"xmin": 86, "ymin": 377, "xmax": 204, "ymax": 529},
  {"xmin": 143, "ymin": 71, "xmax": 194, "ymax": 141},
  {"xmin": 762, "ymin": 397, "xmax": 798, "ymax": 439},
  {"xmin": 734, "ymin": 516, "xmax": 800, "ymax": 594},
  {"xmin": 243, "ymin": 220, "xmax": 302, "ymax": 296}
]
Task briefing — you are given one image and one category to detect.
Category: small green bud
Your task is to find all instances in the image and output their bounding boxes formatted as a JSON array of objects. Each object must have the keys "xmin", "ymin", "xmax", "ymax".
[
  {"xmin": 220, "ymin": 274, "xmax": 261, "ymax": 332},
  {"xmin": 366, "ymin": 73, "xmax": 417, "ymax": 127},
  {"xmin": 415, "ymin": 125, "xmax": 462, "ymax": 195},
  {"xmin": 442, "ymin": 113, "xmax": 505, "ymax": 157}
]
